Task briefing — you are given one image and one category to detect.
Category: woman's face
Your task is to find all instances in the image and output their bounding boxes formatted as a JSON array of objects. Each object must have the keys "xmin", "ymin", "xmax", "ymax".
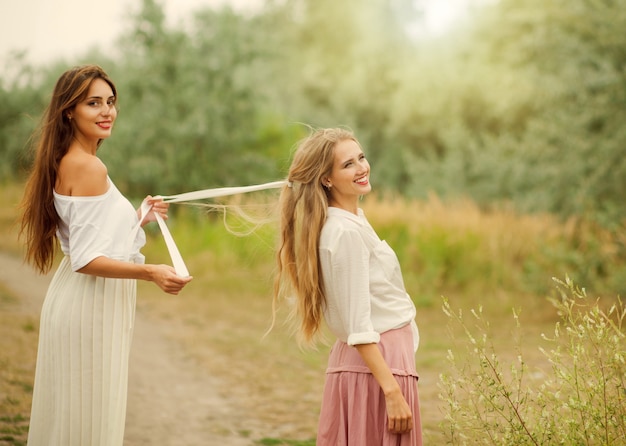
[
  {"xmin": 70, "ymin": 78, "xmax": 117, "ymax": 143},
  {"xmin": 325, "ymin": 138, "xmax": 371, "ymax": 210}
]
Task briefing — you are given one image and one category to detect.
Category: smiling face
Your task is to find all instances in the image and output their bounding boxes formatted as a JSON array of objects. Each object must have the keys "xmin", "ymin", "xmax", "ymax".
[
  {"xmin": 325, "ymin": 138, "xmax": 371, "ymax": 213},
  {"xmin": 69, "ymin": 77, "xmax": 117, "ymax": 146}
]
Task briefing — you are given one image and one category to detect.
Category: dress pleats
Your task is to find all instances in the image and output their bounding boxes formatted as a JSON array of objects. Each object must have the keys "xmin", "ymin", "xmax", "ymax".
[{"xmin": 27, "ymin": 256, "xmax": 136, "ymax": 446}]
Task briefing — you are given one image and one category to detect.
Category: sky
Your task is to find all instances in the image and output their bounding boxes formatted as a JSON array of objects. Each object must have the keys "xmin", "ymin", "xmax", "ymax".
[{"xmin": 0, "ymin": 0, "xmax": 479, "ymax": 66}]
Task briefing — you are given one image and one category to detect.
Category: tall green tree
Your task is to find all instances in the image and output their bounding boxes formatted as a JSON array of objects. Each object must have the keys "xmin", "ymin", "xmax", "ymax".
[
  {"xmin": 102, "ymin": 0, "xmax": 280, "ymax": 197},
  {"xmin": 386, "ymin": 0, "xmax": 626, "ymax": 224},
  {"xmin": 255, "ymin": 0, "xmax": 422, "ymax": 182},
  {"xmin": 0, "ymin": 53, "xmax": 50, "ymax": 179},
  {"xmin": 3, "ymin": 0, "xmax": 625, "ymax": 226},
  {"xmin": 485, "ymin": 0, "xmax": 626, "ymax": 224}
]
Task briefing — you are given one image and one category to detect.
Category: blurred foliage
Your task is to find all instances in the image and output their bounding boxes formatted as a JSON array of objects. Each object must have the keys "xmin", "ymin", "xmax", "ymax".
[{"xmin": 1, "ymin": 0, "xmax": 626, "ymax": 228}]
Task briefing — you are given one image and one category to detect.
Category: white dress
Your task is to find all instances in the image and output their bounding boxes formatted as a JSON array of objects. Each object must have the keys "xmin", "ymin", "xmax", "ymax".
[{"xmin": 27, "ymin": 179, "xmax": 146, "ymax": 446}]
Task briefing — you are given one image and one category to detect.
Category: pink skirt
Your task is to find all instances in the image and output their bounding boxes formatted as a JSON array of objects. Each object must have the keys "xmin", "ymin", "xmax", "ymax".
[{"xmin": 317, "ymin": 324, "xmax": 422, "ymax": 446}]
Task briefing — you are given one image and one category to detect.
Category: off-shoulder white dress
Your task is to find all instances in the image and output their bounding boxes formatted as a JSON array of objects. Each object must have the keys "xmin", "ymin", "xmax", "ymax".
[{"xmin": 27, "ymin": 178, "xmax": 146, "ymax": 446}]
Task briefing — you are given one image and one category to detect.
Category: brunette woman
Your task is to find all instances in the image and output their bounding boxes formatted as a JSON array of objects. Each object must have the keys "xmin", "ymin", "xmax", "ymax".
[{"xmin": 20, "ymin": 65, "xmax": 192, "ymax": 446}]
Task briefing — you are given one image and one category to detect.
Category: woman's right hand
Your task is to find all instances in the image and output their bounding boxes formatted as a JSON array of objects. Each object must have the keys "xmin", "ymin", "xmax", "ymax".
[{"xmin": 149, "ymin": 264, "xmax": 193, "ymax": 295}]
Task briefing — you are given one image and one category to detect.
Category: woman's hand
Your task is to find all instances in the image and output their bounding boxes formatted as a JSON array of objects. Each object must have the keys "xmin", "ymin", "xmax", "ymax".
[
  {"xmin": 139, "ymin": 195, "xmax": 170, "ymax": 226},
  {"xmin": 354, "ymin": 343, "xmax": 413, "ymax": 434},
  {"xmin": 384, "ymin": 387, "xmax": 413, "ymax": 434},
  {"xmin": 149, "ymin": 264, "xmax": 193, "ymax": 295},
  {"xmin": 79, "ymin": 257, "xmax": 193, "ymax": 295}
]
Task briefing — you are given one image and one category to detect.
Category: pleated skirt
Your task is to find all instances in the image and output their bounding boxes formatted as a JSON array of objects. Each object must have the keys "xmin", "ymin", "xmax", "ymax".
[
  {"xmin": 27, "ymin": 256, "xmax": 136, "ymax": 446},
  {"xmin": 317, "ymin": 324, "xmax": 423, "ymax": 446}
]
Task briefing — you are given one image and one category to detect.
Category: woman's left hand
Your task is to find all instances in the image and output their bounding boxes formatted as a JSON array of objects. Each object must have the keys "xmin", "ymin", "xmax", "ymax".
[
  {"xmin": 354, "ymin": 343, "xmax": 414, "ymax": 434},
  {"xmin": 384, "ymin": 388, "xmax": 413, "ymax": 434},
  {"xmin": 140, "ymin": 195, "xmax": 170, "ymax": 225}
]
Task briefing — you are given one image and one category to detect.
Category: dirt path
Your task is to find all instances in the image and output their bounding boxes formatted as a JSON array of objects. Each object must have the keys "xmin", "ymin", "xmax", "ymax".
[{"xmin": 0, "ymin": 251, "xmax": 255, "ymax": 446}]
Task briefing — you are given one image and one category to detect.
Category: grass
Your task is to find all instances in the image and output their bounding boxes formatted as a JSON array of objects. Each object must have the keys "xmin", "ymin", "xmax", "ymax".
[
  {"xmin": 0, "ymin": 184, "xmax": 37, "ymax": 446},
  {"xmin": 0, "ymin": 182, "xmax": 23, "ymax": 256},
  {"xmin": 2, "ymin": 183, "xmax": 625, "ymax": 444},
  {"xmin": 0, "ymin": 285, "xmax": 38, "ymax": 446}
]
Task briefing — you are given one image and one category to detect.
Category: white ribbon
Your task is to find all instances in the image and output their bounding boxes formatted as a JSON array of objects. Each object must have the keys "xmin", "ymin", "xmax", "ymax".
[
  {"xmin": 160, "ymin": 180, "xmax": 287, "ymax": 203},
  {"xmin": 133, "ymin": 180, "xmax": 287, "ymax": 277},
  {"xmin": 154, "ymin": 211, "xmax": 190, "ymax": 277}
]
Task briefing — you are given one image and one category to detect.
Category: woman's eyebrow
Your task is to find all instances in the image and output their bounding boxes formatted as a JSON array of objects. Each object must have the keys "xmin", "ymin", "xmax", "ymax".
[{"xmin": 339, "ymin": 152, "xmax": 363, "ymax": 165}]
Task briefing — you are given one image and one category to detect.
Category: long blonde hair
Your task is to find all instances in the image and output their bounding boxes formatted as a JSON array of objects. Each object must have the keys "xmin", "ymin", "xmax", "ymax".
[
  {"xmin": 274, "ymin": 127, "xmax": 358, "ymax": 345},
  {"xmin": 19, "ymin": 65, "xmax": 117, "ymax": 273}
]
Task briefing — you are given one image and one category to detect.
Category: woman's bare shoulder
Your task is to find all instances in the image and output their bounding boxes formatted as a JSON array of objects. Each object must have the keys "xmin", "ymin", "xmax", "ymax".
[{"xmin": 57, "ymin": 150, "xmax": 108, "ymax": 196}]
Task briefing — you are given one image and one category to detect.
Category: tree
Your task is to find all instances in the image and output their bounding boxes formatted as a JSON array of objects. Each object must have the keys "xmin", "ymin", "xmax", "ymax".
[
  {"xmin": 0, "ymin": 53, "xmax": 50, "ymax": 179},
  {"xmin": 102, "ymin": 0, "xmax": 280, "ymax": 197},
  {"xmin": 476, "ymin": 0, "xmax": 626, "ymax": 223}
]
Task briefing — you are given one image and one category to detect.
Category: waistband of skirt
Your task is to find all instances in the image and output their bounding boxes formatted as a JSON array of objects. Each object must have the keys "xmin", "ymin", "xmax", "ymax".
[{"xmin": 325, "ymin": 324, "xmax": 418, "ymax": 377}]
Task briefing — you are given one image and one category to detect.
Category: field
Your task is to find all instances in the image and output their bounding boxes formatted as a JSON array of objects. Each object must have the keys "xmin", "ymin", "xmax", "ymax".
[{"xmin": 1, "ymin": 182, "xmax": 622, "ymax": 445}]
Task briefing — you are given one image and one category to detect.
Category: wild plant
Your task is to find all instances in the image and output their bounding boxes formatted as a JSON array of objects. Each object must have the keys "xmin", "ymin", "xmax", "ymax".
[{"xmin": 439, "ymin": 277, "xmax": 626, "ymax": 445}]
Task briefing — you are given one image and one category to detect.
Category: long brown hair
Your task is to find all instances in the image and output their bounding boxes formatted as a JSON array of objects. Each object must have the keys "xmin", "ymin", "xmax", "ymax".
[
  {"xmin": 274, "ymin": 127, "xmax": 358, "ymax": 345},
  {"xmin": 19, "ymin": 65, "xmax": 117, "ymax": 273}
]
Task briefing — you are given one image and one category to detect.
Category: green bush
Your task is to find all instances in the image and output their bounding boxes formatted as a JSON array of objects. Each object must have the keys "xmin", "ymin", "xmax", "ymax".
[{"xmin": 439, "ymin": 277, "xmax": 626, "ymax": 445}]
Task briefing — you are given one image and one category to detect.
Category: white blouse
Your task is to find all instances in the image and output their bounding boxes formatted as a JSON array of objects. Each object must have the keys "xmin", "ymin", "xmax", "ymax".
[
  {"xmin": 319, "ymin": 207, "xmax": 419, "ymax": 351},
  {"xmin": 54, "ymin": 178, "xmax": 146, "ymax": 272}
]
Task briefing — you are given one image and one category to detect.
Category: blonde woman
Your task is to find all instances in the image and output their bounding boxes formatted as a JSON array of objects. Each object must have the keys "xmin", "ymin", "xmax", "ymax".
[
  {"xmin": 274, "ymin": 128, "xmax": 422, "ymax": 445},
  {"xmin": 20, "ymin": 65, "xmax": 192, "ymax": 446}
]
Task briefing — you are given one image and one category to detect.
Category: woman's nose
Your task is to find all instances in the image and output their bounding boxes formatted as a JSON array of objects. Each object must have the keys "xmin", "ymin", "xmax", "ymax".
[{"xmin": 101, "ymin": 103, "xmax": 115, "ymax": 115}]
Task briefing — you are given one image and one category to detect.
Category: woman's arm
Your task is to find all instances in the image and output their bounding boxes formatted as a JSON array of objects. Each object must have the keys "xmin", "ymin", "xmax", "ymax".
[
  {"xmin": 78, "ymin": 256, "xmax": 192, "ymax": 295},
  {"xmin": 354, "ymin": 343, "xmax": 413, "ymax": 434}
]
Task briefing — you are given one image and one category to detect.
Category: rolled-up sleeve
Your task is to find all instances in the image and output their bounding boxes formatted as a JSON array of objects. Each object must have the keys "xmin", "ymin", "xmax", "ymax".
[{"xmin": 320, "ymin": 228, "xmax": 380, "ymax": 346}]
